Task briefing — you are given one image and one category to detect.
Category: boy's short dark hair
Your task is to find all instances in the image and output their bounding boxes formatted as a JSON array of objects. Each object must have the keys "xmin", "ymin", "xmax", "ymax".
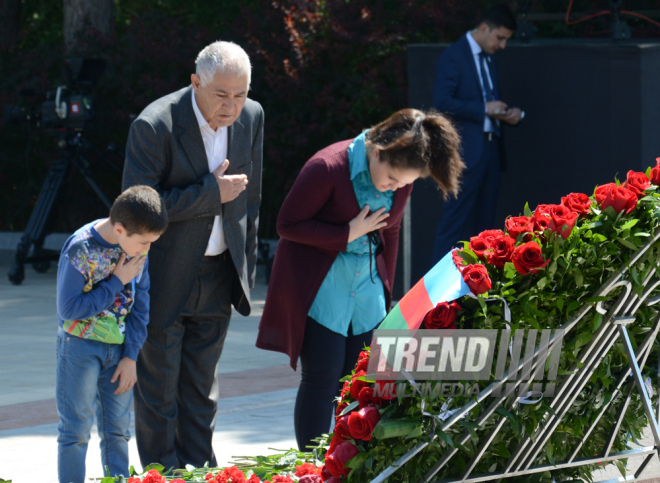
[
  {"xmin": 109, "ymin": 185, "xmax": 168, "ymax": 235},
  {"xmin": 479, "ymin": 4, "xmax": 517, "ymax": 31}
]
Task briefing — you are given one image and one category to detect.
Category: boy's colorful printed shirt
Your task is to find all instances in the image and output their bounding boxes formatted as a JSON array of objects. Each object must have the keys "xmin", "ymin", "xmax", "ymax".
[{"xmin": 62, "ymin": 227, "xmax": 143, "ymax": 343}]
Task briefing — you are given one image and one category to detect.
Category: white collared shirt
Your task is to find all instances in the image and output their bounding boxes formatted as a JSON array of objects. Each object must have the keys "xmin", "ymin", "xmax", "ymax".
[
  {"xmin": 192, "ymin": 90, "xmax": 228, "ymax": 256},
  {"xmin": 467, "ymin": 31, "xmax": 496, "ymax": 133}
]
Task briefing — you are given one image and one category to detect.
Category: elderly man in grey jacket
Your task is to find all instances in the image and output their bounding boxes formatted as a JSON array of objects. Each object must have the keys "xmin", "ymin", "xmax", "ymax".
[{"xmin": 122, "ymin": 41, "xmax": 264, "ymax": 470}]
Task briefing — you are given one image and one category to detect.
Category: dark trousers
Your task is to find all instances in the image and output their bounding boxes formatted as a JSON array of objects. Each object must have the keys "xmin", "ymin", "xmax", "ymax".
[
  {"xmin": 433, "ymin": 138, "xmax": 501, "ymax": 263},
  {"xmin": 294, "ymin": 317, "xmax": 373, "ymax": 451},
  {"xmin": 134, "ymin": 254, "xmax": 234, "ymax": 470}
]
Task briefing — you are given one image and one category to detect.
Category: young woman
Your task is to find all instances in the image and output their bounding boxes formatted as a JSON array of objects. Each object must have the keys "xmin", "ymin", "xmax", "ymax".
[{"xmin": 256, "ymin": 108, "xmax": 465, "ymax": 450}]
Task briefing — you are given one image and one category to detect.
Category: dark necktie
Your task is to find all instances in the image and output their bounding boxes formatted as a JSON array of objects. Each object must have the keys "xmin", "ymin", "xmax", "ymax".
[{"xmin": 479, "ymin": 52, "xmax": 500, "ymax": 136}]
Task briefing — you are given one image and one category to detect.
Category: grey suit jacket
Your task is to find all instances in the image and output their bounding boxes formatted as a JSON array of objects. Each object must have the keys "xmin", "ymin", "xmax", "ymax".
[{"xmin": 122, "ymin": 86, "xmax": 264, "ymax": 328}]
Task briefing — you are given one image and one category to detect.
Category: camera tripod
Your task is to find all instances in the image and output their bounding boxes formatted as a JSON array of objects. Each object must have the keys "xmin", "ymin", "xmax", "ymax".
[{"xmin": 8, "ymin": 131, "xmax": 120, "ymax": 285}]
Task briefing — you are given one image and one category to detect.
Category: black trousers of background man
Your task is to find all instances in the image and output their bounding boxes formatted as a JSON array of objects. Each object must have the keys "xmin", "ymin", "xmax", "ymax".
[
  {"xmin": 134, "ymin": 254, "xmax": 233, "ymax": 469},
  {"xmin": 433, "ymin": 137, "xmax": 501, "ymax": 263}
]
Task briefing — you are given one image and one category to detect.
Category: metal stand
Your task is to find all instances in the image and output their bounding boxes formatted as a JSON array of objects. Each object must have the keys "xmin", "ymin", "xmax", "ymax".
[
  {"xmin": 371, "ymin": 228, "xmax": 660, "ymax": 483},
  {"xmin": 8, "ymin": 132, "xmax": 114, "ymax": 285}
]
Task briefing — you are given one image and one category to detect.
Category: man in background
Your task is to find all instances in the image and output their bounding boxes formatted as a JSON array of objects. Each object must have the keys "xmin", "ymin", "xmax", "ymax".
[{"xmin": 432, "ymin": 4, "xmax": 523, "ymax": 263}]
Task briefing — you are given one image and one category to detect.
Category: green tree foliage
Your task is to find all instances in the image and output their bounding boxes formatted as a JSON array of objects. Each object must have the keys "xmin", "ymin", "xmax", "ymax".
[{"xmin": 1, "ymin": 0, "xmax": 660, "ymax": 233}]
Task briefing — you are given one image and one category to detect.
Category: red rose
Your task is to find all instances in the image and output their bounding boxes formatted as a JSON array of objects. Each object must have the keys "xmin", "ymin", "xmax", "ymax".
[
  {"xmin": 358, "ymin": 386, "xmax": 382, "ymax": 408},
  {"xmin": 355, "ymin": 357, "xmax": 368, "ymax": 374},
  {"xmin": 595, "ymin": 183, "xmax": 638, "ymax": 214},
  {"xmin": 549, "ymin": 204, "xmax": 578, "ymax": 240},
  {"xmin": 478, "ymin": 229, "xmax": 505, "ymax": 243},
  {"xmin": 325, "ymin": 442, "xmax": 360, "ymax": 478},
  {"xmin": 486, "ymin": 235, "xmax": 515, "ymax": 268},
  {"xmin": 374, "ymin": 380, "xmax": 396, "ymax": 400},
  {"xmin": 452, "ymin": 249, "xmax": 466, "ymax": 272},
  {"xmin": 511, "ymin": 241, "xmax": 549, "ymax": 275},
  {"xmin": 462, "ymin": 264, "xmax": 492, "ymax": 295},
  {"xmin": 224, "ymin": 467, "xmax": 246, "ymax": 483},
  {"xmin": 347, "ymin": 406, "xmax": 381, "ymax": 441},
  {"xmin": 271, "ymin": 476, "xmax": 293, "ymax": 483},
  {"xmin": 170, "ymin": 480, "xmax": 186, "ymax": 483},
  {"xmin": 205, "ymin": 474, "xmax": 215, "ymax": 481},
  {"xmin": 505, "ymin": 216, "xmax": 534, "ymax": 240},
  {"xmin": 357, "ymin": 350, "xmax": 370, "ymax": 362},
  {"xmin": 326, "ymin": 479, "xmax": 342, "ymax": 483},
  {"xmin": 623, "ymin": 170, "xmax": 651, "ymax": 198},
  {"xmin": 469, "ymin": 236, "xmax": 489, "ymax": 259},
  {"xmin": 320, "ymin": 465, "xmax": 332, "ymax": 482},
  {"xmin": 533, "ymin": 204, "xmax": 553, "ymax": 233},
  {"xmin": 296, "ymin": 463, "xmax": 320, "ymax": 477},
  {"xmin": 349, "ymin": 371, "xmax": 369, "ymax": 400},
  {"xmin": 143, "ymin": 470, "xmax": 166, "ymax": 483},
  {"xmin": 340, "ymin": 380, "xmax": 350, "ymax": 400},
  {"xmin": 561, "ymin": 193, "xmax": 592, "ymax": 216},
  {"xmin": 128, "ymin": 478, "xmax": 142, "ymax": 483},
  {"xmin": 650, "ymin": 158, "xmax": 660, "ymax": 185},
  {"xmin": 247, "ymin": 476, "xmax": 261, "ymax": 483},
  {"xmin": 299, "ymin": 476, "xmax": 322, "ymax": 483},
  {"xmin": 333, "ymin": 415, "xmax": 351, "ymax": 441},
  {"xmin": 422, "ymin": 301, "xmax": 460, "ymax": 329}
]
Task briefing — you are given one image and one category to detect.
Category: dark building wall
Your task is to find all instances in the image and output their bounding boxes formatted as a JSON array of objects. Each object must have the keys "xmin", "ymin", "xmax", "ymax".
[{"xmin": 400, "ymin": 40, "xmax": 660, "ymax": 292}]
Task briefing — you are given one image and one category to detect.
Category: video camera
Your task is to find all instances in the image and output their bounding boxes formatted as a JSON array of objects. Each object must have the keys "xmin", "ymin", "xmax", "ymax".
[{"xmin": 4, "ymin": 58, "xmax": 106, "ymax": 132}]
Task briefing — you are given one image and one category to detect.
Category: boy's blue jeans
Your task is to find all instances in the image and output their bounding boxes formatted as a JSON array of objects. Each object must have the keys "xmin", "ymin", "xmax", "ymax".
[{"xmin": 56, "ymin": 327, "xmax": 132, "ymax": 483}]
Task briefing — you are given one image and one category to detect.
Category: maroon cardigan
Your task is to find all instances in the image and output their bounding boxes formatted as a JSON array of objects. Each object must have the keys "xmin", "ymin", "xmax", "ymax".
[{"xmin": 256, "ymin": 139, "xmax": 413, "ymax": 370}]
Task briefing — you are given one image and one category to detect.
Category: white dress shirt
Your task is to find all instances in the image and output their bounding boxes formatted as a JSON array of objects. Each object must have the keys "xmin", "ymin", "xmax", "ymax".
[
  {"xmin": 466, "ymin": 31, "xmax": 497, "ymax": 134},
  {"xmin": 192, "ymin": 91, "xmax": 228, "ymax": 256}
]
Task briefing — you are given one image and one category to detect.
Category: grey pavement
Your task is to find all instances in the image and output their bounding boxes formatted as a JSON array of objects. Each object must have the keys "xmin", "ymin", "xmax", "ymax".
[
  {"xmin": 0, "ymin": 260, "xmax": 299, "ymax": 482},
  {"xmin": 1, "ymin": 249, "xmax": 659, "ymax": 482}
]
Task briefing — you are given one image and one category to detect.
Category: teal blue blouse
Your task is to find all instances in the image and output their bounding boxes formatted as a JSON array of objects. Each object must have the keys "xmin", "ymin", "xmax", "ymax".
[{"xmin": 308, "ymin": 132, "xmax": 394, "ymax": 336}]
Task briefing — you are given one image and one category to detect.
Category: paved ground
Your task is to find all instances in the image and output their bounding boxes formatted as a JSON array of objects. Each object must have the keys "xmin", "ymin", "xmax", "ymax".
[
  {"xmin": 0, "ymin": 262, "xmax": 300, "ymax": 482},
  {"xmin": 0, "ymin": 258, "xmax": 659, "ymax": 482}
]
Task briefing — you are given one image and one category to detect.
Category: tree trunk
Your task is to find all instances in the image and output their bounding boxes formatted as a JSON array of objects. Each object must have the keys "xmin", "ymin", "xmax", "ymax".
[
  {"xmin": 64, "ymin": 0, "xmax": 115, "ymax": 57},
  {"xmin": 0, "ymin": 0, "xmax": 21, "ymax": 51}
]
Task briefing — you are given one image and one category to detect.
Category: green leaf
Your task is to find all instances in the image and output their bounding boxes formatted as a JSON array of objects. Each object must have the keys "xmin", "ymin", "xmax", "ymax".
[
  {"xmin": 339, "ymin": 400, "xmax": 359, "ymax": 416},
  {"xmin": 504, "ymin": 262, "xmax": 518, "ymax": 279},
  {"xmin": 615, "ymin": 459, "xmax": 626, "ymax": 477},
  {"xmin": 458, "ymin": 420, "xmax": 481, "ymax": 430},
  {"xmin": 496, "ymin": 407, "xmax": 519, "ymax": 433},
  {"xmin": 130, "ymin": 466, "xmax": 137, "ymax": 476},
  {"xmin": 618, "ymin": 237, "xmax": 640, "ymax": 251},
  {"xmin": 548, "ymin": 260, "xmax": 557, "ymax": 278},
  {"xmin": 347, "ymin": 452, "xmax": 368, "ymax": 469},
  {"xmin": 101, "ymin": 478, "xmax": 115, "ymax": 483},
  {"xmin": 620, "ymin": 219, "xmax": 639, "ymax": 230},
  {"xmin": 372, "ymin": 420, "xmax": 421, "ymax": 439},
  {"xmin": 524, "ymin": 202, "xmax": 533, "ymax": 217},
  {"xmin": 406, "ymin": 424, "xmax": 424, "ymax": 439},
  {"xmin": 603, "ymin": 206, "xmax": 619, "ymax": 219},
  {"xmin": 458, "ymin": 249, "xmax": 478, "ymax": 264},
  {"xmin": 631, "ymin": 266, "xmax": 640, "ymax": 285},
  {"xmin": 438, "ymin": 431, "xmax": 455, "ymax": 447},
  {"xmin": 574, "ymin": 269, "xmax": 584, "ymax": 287},
  {"xmin": 477, "ymin": 295, "xmax": 488, "ymax": 314},
  {"xmin": 646, "ymin": 166, "xmax": 652, "ymax": 178},
  {"xmin": 576, "ymin": 331, "xmax": 592, "ymax": 347},
  {"xmin": 456, "ymin": 441, "xmax": 474, "ymax": 458},
  {"xmin": 144, "ymin": 464, "xmax": 165, "ymax": 472}
]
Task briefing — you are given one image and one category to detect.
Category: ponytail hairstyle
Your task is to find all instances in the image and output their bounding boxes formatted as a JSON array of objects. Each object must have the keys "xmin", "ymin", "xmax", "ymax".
[{"xmin": 365, "ymin": 109, "xmax": 464, "ymax": 200}]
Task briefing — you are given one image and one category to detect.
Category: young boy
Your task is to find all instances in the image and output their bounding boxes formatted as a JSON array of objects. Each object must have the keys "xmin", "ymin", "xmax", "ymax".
[{"xmin": 56, "ymin": 185, "xmax": 168, "ymax": 483}]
